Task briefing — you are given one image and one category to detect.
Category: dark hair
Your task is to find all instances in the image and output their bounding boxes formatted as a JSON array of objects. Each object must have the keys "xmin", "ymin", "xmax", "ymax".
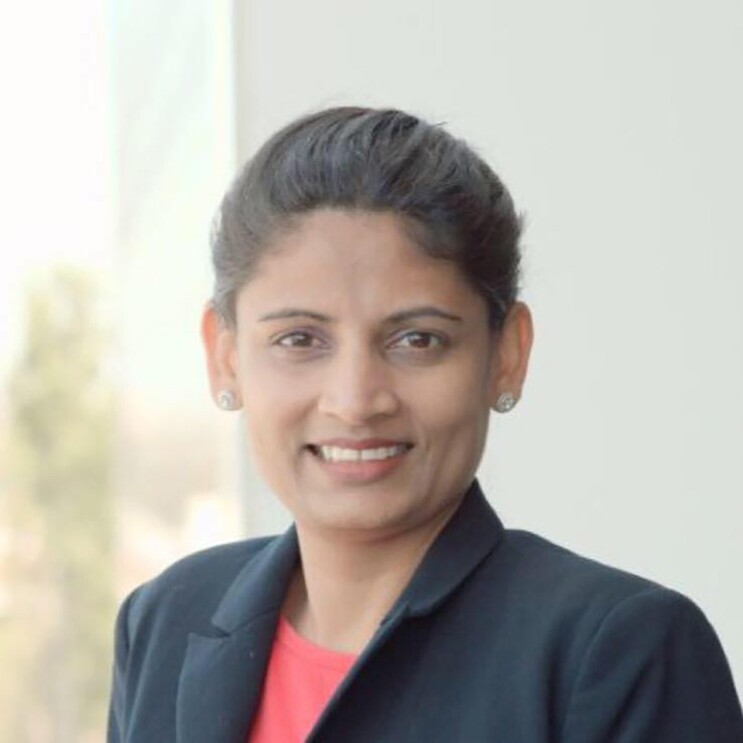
[{"xmin": 211, "ymin": 106, "xmax": 522, "ymax": 329}]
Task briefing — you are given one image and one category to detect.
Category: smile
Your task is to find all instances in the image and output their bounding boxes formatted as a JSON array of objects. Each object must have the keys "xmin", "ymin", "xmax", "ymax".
[
  {"xmin": 306, "ymin": 441, "xmax": 413, "ymax": 483},
  {"xmin": 314, "ymin": 444, "xmax": 410, "ymax": 462}
]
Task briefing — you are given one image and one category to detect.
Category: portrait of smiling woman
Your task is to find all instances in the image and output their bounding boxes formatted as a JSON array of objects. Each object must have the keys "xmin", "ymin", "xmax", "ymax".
[{"xmin": 107, "ymin": 107, "xmax": 743, "ymax": 742}]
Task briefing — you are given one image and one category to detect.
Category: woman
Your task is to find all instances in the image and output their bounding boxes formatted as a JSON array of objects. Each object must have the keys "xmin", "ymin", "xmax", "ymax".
[{"xmin": 107, "ymin": 107, "xmax": 743, "ymax": 742}]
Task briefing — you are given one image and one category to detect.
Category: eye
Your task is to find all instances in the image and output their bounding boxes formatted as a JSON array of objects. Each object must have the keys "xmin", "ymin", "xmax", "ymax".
[
  {"xmin": 274, "ymin": 331, "xmax": 324, "ymax": 349},
  {"xmin": 392, "ymin": 331, "xmax": 446, "ymax": 350}
]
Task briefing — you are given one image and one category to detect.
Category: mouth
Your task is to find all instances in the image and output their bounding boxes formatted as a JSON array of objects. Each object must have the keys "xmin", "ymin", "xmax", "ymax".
[
  {"xmin": 306, "ymin": 442, "xmax": 413, "ymax": 463},
  {"xmin": 304, "ymin": 440, "xmax": 414, "ymax": 483}
]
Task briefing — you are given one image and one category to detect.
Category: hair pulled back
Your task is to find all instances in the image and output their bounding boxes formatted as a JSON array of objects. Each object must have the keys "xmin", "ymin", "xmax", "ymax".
[{"xmin": 211, "ymin": 106, "xmax": 522, "ymax": 329}]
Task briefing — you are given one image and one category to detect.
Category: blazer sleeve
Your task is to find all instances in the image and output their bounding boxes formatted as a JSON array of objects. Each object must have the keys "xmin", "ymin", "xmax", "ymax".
[
  {"xmin": 106, "ymin": 586, "xmax": 141, "ymax": 743},
  {"xmin": 561, "ymin": 587, "xmax": 743, "ymax": 743}
]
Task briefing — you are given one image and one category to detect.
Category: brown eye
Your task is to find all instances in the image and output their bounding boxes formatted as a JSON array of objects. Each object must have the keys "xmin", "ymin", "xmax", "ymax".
[
  {"xmin": 275, "ymin": 331, "xmax": 319, "ymax": 348},
  {"xmin": 393, "ymin": 331, "xmax": 445, "ymax": 350}
]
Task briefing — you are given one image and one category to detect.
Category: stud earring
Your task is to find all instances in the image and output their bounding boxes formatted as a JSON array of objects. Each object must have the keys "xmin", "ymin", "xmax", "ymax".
[
  {"xmin": 216, "ymin": 390, "xmax": 237, "ymax": 411},
  {"xmin": 493, "ymin": 391, "xmax": 517, "ymax": 413}
]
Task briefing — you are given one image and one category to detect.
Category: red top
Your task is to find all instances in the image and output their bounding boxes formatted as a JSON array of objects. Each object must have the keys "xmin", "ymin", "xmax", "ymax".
[{"xmin": 247, "ymin": 616, "xmax": 358, "ymax": 742}]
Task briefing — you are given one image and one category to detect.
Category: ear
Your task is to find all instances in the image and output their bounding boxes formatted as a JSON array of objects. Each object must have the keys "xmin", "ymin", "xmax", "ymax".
[
  {"xmin": 487, "ymin": 301, "xmax": 534, "ymax": 407},
  {"xmin": 200, "ymin": 302, "xmax": 241, "ymax": 405}
]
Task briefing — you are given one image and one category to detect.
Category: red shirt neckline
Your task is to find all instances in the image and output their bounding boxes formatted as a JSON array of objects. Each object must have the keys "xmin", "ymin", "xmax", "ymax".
[{"xmin": 274, "ymin": 615, "xmax": 358, "ymax": 672}]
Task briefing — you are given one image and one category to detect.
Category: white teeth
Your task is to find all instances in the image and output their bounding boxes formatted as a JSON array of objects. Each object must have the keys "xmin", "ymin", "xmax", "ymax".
[{"xmin": 317, "ymin": 445, "xmax": 408, "ymax": 463}]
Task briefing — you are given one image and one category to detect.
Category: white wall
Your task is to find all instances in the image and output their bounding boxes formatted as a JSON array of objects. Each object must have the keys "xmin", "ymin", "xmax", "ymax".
[{"xmin": 233, "ymin": 0, "xmax": 743, "ymax": 690}]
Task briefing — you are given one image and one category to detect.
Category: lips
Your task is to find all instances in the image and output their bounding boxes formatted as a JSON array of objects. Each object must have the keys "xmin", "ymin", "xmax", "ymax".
[
  {"xmin": 307, "ymin": 439, "xmax": 412, "ymax": 458},
  {"xmin": 319, "ymin": 443, "xmax": 409, "ymax": 462},
  {"xmin": 305, "ymin": 438, "xmax": 413, "ymax": 483}
]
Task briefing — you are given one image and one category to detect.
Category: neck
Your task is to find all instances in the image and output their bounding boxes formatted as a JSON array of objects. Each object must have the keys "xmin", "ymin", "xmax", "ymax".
[{"xmin": 283, "ymin": 503, "xmax": 460, "ymax": 654}]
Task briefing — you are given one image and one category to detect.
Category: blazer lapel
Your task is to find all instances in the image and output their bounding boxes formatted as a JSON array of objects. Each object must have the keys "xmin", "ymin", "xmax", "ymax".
[
  {"xmin": 176, "ymin": 479, "xmax": 504, "ymax": 743},
  {"xmin": 391, "ymin": 478, "xmax": 505, "ymax": 619},
  {"xmin": 176, "ymin": 527, "xmax": 299, "ymax": 743},
  {"xmin": 307, "ymin": 479, "xmax": 505, "ymax": 740}
]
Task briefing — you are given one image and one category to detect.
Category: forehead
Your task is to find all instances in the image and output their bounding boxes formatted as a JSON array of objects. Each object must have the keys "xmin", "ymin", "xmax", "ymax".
[{"xmin": 236, "ymin": 209, "xmax": 485, "ymax": 322}]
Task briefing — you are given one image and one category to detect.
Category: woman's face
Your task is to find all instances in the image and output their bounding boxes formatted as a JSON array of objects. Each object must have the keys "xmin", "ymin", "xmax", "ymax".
[{"xmin": 204, "ymin": 208, "xmax": 532, "ymax": 541}]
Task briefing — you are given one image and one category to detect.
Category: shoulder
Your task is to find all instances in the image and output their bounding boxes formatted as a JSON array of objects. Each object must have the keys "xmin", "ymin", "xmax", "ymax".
[
  {"xmin": 513, "ymin": 534, "xmax": 743, "ymax": 740},
  {"xmin": 496, "ymin": 527, "xmax": 670, "ymax": 607},
  {"xmin": 142, "ymin": 534, "xmax": 274, "ymax": 590},
  {"xmin": 121, "ymin": 535, "xmax": 276, "ymax": 639},
  {"xmin": 499, "ymin": 531, "xmax": 725, "ymax": 669},
  {"xmin": 476, "ymin": 528, "xmax": 743, "ymax": 736},
  {"xmin": 499, "ymin": 528, "xmax": 739, "ymax": 680},
  {"xmin": 471, "ymin": 526, "xmax": 714, "ymax": 658}
]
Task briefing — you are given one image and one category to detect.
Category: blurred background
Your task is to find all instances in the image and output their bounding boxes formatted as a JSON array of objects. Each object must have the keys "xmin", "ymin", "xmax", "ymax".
[{"xmin": 0, "ymin": 0, "xmax": 741, "ymax": 740}]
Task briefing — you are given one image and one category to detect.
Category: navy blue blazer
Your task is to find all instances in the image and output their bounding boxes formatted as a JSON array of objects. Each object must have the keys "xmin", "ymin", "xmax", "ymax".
[{"xmin": 108, "ymin": 480, "xmax": 743, "ymax": 742}]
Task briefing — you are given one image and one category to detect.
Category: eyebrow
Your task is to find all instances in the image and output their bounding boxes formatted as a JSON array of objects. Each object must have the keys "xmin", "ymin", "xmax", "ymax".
[
  {"xmin": 257, "ymin": 306, "xmax": 464, "ymax": 324},
  {"xmin": 387, "ymin": 306, "xmax": 463, "ymax": 324},
  {"xmin": 258, "ymin": 308, "xmax": 330, "ymax": 323}
]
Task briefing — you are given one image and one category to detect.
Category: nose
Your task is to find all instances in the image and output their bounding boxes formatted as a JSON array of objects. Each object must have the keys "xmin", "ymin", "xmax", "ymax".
[{"xmin": 316, "ymin": 344, "xmax": 400, "ymax": 425}]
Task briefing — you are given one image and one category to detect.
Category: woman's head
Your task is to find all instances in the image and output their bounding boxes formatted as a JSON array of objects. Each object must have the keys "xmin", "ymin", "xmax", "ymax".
[
  {"xmin": 202, "ymin": 106, "xmax": 533, "ymax": 541},
  {"xmin": 210, "ymin": 106, "xmax": 522, "ymax": 331}
]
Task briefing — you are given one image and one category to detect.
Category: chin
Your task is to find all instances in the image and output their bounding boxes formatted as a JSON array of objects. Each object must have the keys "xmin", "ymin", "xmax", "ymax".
[
  {"xmin": 274, "ymin": 466, "xmax": 473, "ymax": 540},
  {"xmin": 296, "ymin": 487, "xmax": 440, "ymax": 541}
]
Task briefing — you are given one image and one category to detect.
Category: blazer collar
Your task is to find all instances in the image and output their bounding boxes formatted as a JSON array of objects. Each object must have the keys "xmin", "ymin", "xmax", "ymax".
[
  {"xmin": 176, "ymin": 528, "xmax": 300, "ymax": 743},
  {"xmin": 176, "ymin": 478, "xmax": 503, "ymax": 743},
  {"xmin": 210, "ymin": 477, "xmax": 503, "ymax": 632},
  {"xmin": 381, "ymin": 477, "xmax": 504, "ymax": 621},
  {"xmin": 211, "ymin": 524, "xmax": 300, "ymax": 634}
]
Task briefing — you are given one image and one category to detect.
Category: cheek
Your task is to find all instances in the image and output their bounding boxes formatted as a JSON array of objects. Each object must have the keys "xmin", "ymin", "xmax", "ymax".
[
  {"xmin": 238, "ymin": 349, "xmax": 293, "ymax": 411},
  {"xmin": 411, "ymin": 357, "xmax": 490, "ymax": 429},
  {"xmin": 238, "ymin": 362, "xmax": 315, "ymax": 459},
  {"xmin": 241, "ymin": 398, "xmax": 305, "ymax": 497},
  {"xmin": 423, "ymin": 395, "xmax": 488, "ymax": 453}
]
